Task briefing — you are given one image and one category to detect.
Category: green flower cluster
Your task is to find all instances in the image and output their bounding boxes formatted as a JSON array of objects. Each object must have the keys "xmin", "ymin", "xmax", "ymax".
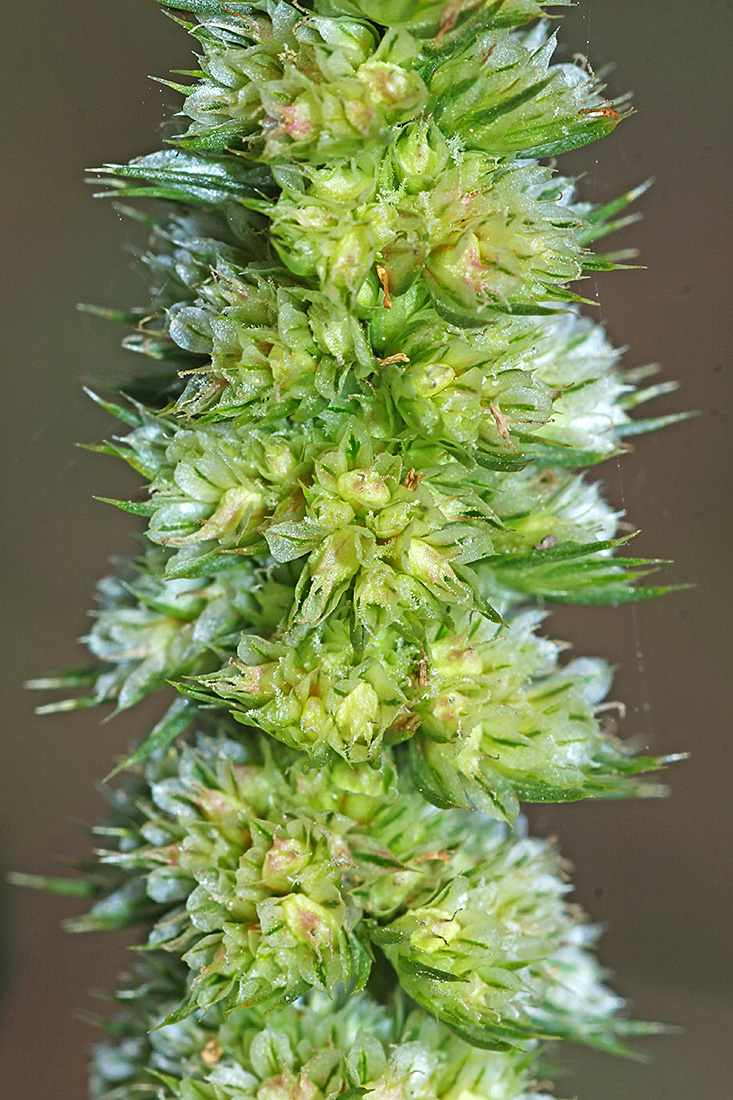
[
  {"xmin": 83, "ymin": 728, "xmax": 639, "ymax": 1052},
  {"xmin": 182, "ymin": 604, "xmax": 669, "ymax": 818},
  {"xmin": 27, "ymin": 2, "xmax": 683, "ymax": 1097},
  {"xmin": 172, "ymin": 2, "xmax": 607, "ymax": 166},
  {"xmin": 90, "ymin": 970, "xmax": 550, "ymax": 1100}
]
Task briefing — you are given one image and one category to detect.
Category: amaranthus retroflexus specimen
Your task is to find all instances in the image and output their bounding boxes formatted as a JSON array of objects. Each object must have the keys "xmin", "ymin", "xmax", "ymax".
[{"xmin": 23, "ymin": 2, "xmax": 688, "ymax": 1097}]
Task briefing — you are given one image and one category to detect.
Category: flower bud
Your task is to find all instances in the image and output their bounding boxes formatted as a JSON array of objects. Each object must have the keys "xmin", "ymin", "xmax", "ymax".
[
  {"xmin": 330, "ymin": 225, "xmax": 375, "ymax": 295},
  {"xmin": 184, "ymin": 484, "xmax": 266, "ymax": 544},
  {"xmin": 335, "ymin": 681, "xmax": 382, "ymax": 752},
  {"xmin": 298, "ymin": 530, "xmax": 361, "ymax": 623},
  {"xmin": 357, "ymin": 61, "xmax": 426, "ymax": 119},
  {"xmin": 393, "ymin": 121, "xmax": 449, "ymax": 184},
  {"xmin": 406, "ymin": 539, "xmax": 464, "ymax": 598},
  {"xmin": 262, "ymin": 837, "xmax": 311, "ymax": 892},
  {"xmin": 411, "ymin": 362, "xmax": 456, "ymax": 398},
  {"xmin": 337, "ymin": 467, "xmax": 392, "ymax": 510},
  {"xmin": 371, "ymin": 501, "xmax": 413, "ymax": 539},
  {"xmin": 264, "ymin": 439, "xmax": 299, "ymax": 483},
  {"xmin": 280, "ymin": 894, "xmax": 338, "ymax": 955}
]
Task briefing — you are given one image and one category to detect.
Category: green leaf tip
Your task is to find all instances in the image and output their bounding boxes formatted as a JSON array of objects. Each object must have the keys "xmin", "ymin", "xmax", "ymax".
[{"xmin": 8, "ymin": 873, "xmax": 98, "ymax": 898}]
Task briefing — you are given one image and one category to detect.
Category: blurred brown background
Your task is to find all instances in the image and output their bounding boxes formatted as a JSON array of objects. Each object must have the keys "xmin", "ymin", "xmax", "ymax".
[{"xmin": 0, "ymin": 1, "xmax": 730, "ymax": 1096}]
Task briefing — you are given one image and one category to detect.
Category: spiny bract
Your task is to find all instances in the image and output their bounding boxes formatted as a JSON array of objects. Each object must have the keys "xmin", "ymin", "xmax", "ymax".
[{"xmin": 28, "ymin": 1, "xmax": 684, "ymax": 1097}]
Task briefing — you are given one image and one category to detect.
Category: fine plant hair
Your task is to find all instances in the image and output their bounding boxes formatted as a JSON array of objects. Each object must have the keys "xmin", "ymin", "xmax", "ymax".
[{"xmin": 19, "ymin": 2, "xmax": 689, "ymax": 1098}]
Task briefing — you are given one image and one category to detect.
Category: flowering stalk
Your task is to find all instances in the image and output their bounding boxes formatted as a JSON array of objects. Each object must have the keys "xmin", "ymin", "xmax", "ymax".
[{"xmin": 23, "ymin": 2, "xmax": 687, "ymax": 1097}]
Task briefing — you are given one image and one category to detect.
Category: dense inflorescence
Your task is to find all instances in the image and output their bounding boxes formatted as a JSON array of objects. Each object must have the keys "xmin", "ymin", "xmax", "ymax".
[{"xmin": 28, "ymin": 2, "xmax": 684, "ymax": 1097}]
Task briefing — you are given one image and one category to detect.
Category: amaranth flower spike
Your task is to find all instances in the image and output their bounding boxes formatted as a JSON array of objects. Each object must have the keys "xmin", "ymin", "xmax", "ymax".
[{"xmin": 21, "ymin": 1, "xmax": 687, "ymax": 1097}]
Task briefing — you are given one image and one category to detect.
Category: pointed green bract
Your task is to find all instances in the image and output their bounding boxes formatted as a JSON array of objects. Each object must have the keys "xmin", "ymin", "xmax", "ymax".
[{"xmin": 24, "ymin": 3, "xmax": 684, "ymax": 1097}]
